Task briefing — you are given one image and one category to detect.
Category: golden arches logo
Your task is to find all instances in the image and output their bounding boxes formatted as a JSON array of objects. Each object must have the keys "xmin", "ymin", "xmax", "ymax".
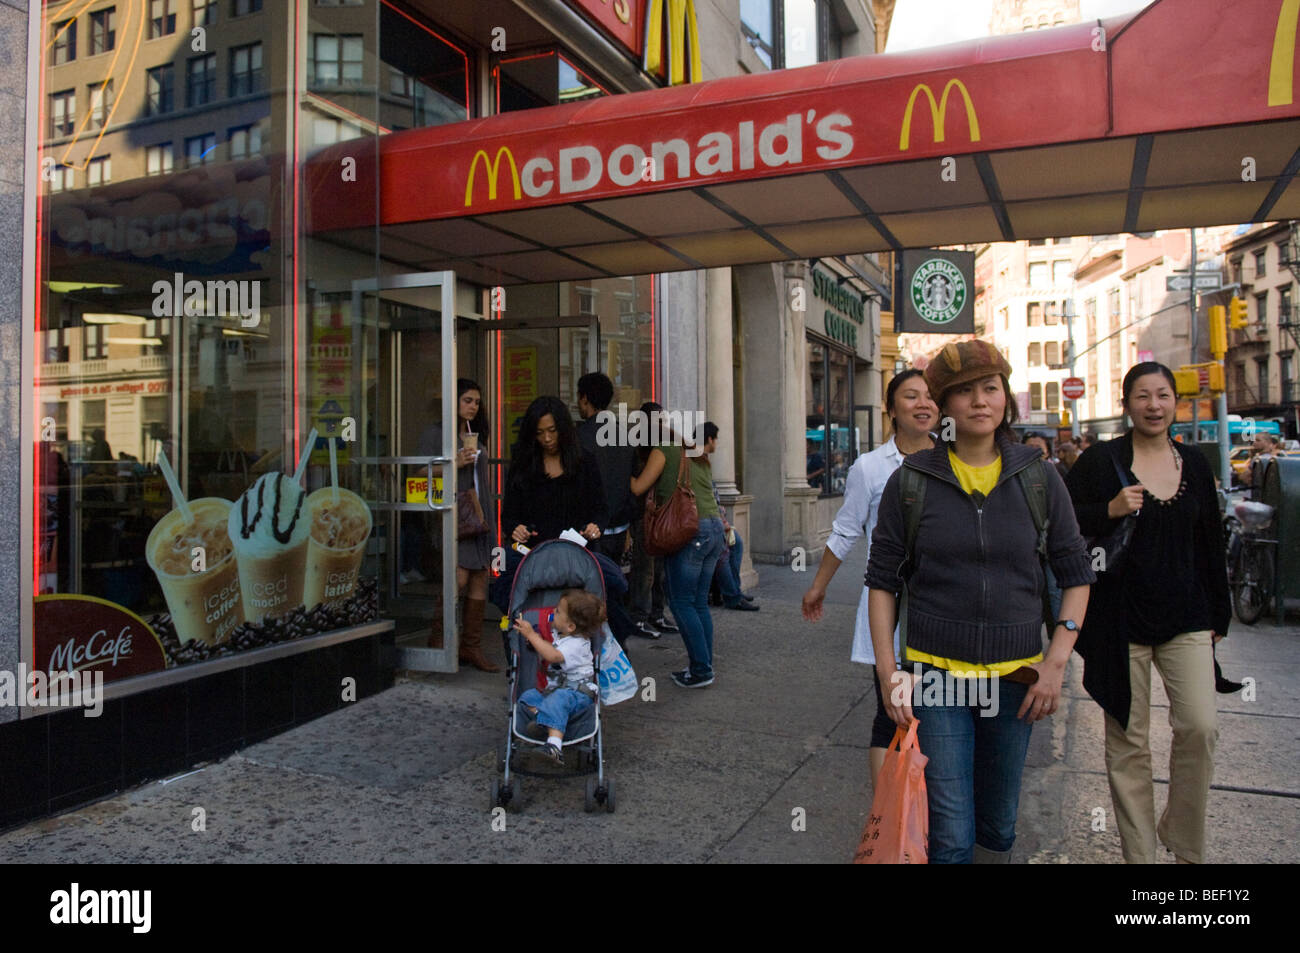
[
  {"xmin": 464, "ymin": 147, "xmax": 522, "ymax": 207},
  {"xmin": 1269, "ymin": 0, "xmax": 1300, "ymax": 106},
  {"xmin": 899, "ymin": 79, "xmax": 981, "ymax": 151},
  {"xmin": 644, "ymin": 0, "xmax": 702, "ymax": 86}
]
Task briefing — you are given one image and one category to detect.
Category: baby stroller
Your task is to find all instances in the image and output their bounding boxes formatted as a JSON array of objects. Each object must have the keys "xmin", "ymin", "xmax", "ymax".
[{"xmin": 490, "ymin": 539, "xmax": 616, "ymax": 813}]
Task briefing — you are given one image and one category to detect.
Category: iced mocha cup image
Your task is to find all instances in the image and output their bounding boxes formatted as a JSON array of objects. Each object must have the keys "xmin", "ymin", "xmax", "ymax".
[
  {"xmin": 303, "ymin": 487, "xmax": 373, "ymax": 609},
  {"xmin": 228, "ymin": 472, "xmax": 312, "ymax": 623},
  {"xmin": 146, "ymin": 497, "xmax": 244, "ymax": 645}
]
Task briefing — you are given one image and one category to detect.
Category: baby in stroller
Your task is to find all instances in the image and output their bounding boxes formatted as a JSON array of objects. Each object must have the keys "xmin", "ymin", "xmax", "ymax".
[{"xmin": 514, "ymin": 589, "xmax": 605, "ymax": 765}]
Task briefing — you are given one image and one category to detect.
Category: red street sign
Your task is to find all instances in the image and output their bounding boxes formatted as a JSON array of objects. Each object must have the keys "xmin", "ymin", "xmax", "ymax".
[{"xmin": 1062, "ymin": 377, "xmax": 1085, "ymax": 400}]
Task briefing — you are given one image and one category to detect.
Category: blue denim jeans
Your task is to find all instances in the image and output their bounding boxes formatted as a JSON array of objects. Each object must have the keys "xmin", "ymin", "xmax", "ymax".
[
  {"xmin": 911, "ymin": 664, "xmax": 1033, "ymax": 864},
  {"xmin": 713, "ymin": 531, "xmax": 745, "ymax": 604},
  {"xmin": 518, "ymin": 687, "xmax": 593, "ymax": 733},
  {"xmin": 664, "ymin": 517, "xmax": 726, "ymax": 678}
]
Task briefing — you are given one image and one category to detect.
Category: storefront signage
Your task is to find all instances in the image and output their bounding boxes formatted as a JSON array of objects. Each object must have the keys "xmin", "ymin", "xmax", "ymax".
[
  {"xmin": 58, "ymin": 380, "xmax": 169, "ymax": 399},
  {"xmin": 34, "ymin": 595, "xmax": 169, "ymax": 684},
  {"xmin": 504, "ymin": 347, "xmax": 539, "ymax": 450},
  {"xmin": 812, "ymin": 268, "xmax": 864, "ymax": 350},
  {"xmin": 567, "ymin": 0, "xmax": 639, "ymax": 59},
  {"xmin": 644, "ymin": 0, "xmax": 702, "ymax": 85},
  {"xmin": 899, "ymin": 79, "xmax": 980, "ymax": 151},
  {"xmin": 894, "ymin": 250, "xmax": 975, "ymax": 334}
]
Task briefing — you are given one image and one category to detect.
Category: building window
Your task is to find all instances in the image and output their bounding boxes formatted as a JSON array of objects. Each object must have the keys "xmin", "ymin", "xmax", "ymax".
[
  {"xmin": 147, "ymin": 65, "xmax": 175, "ymax": 115},
  {"xmin": 232, "ymin": 0, "xmax": 262, "ymax": 15},
  {"xmin": 229, "ymin": 43, "xmax": 264, "ymax": 97},
  {"xmin": 1045, "ymin": 341, "xmax": 1061, "ymax": 366},
  {"xmin": 1108, "ymin": 287, "xmax": 1121, "ymax": 317},
  {"xmin": 805, "ymin": 336, "xmax": 855, "ymax": 496},
  {"xmin": 51, "ymin": 19, "xmax": 77, "ymax": 65},
  {"xmin": 49, "ymin": 90, "xmax": 75, "ymax": 137},
  {"xmin": 47, "ymin": 162, "xmax": 73, "ymax": 193},
  {"xmin": 146, "ymin": 143, "xmax": 174, "ymax": 175},
  {"xmin": 193, "ymin": 0, "xmax": 218, "ymax": 26},
  {"xmin": 1052, "ymin": 260, "xmax": 1071, "ymax": 286},
  {"xmin": 90, "ymin": 8, "xmax": 116, "ymax": 54},
  {"xmin": 1282, "ymin": 285, "xmax": 1294, "ymax": 324},
  {"xmin": 999, "ymin": 306, "xmax": 1009, "ymax": 331},
  {"xmin": 577, "ymin": 288, "xmax": 597, "ymax": 314},
  {"xmin": 83, "ymin": 325, "xmax": 108, "ymax": 361},
  {"xmin": 312, "ymin": 34, "xmax": 364, "ymax": 86},
  {"xmin": 1255, "ymin": 292, "xmax": 1268, "ymax": 325},
  {"xmin": 185, "ymin": 133, "xmax": 217, "ymax": 166},
  {"xmin": 1028, "ymin": 262, "xmax": 1048, "ymax": 288},
  {"xmin": 86, "ymin": 155, "xmax": 111, "ymax": 187},
  {"xmin": 1030, "ymin": 382, "xmax": 1043, "ymax": 411},
  {"xmin": 1085, "ymin": 298, "xmax": 1097, "ymax": 346},
  {"xmin": 1044, "ymin": 300, "xmax": 1061, "ymax": 326},
  {"xmin": 1254, "ymin": 248, "xmax": 1267, "ymax": 278},
  {"xmin": 187, "ymin": 53, "xmax": 216, "ymax": 107},
  {"xmin": 741, "ymin": 0, "xmax": 776, "ymax": 67},
  {"xmin": 1027, "ymin": 301, "xmax": 1043, "ymax": 327},
  {"xmin": 1282, "ymin": 354, "xmax": 1294, "ymax": 403},
  {"xmin": 1257, "ymin": 358, "xmax": 1269, "ymax": 402},
  {"xmin": 88, "ymin": 80, "xmax": 114, "ymax": 129},
  {"xmin": 1028, "ymin": 343, "xmax": 1042, "ymax": 366},
  {"xmin": 1046, "ymin": 381, "xmax": 1060, "ymax": 412},
  {"xmin": 228, "ymin": 124, "xmax": 262, "ymax": 160},
  {"xmin": 151, "ymin": 0, "xmax": 176, "ymax": 38}
]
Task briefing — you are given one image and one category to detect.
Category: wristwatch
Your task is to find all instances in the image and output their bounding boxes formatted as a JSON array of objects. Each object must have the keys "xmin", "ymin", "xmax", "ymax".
[{"xmin": 1053, "ymin": 619, "xmax": 1079, "ymax": 633}]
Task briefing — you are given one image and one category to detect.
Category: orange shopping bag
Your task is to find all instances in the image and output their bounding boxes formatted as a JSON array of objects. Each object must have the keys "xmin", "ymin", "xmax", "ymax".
[{"xmin": 853, "ymin": 721, "xmax": 929, "ymax": 864}]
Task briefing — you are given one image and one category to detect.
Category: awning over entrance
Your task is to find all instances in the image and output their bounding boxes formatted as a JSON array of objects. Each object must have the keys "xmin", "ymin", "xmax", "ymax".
[{"xmin": 306, "ymin": 0, "xmax": 1300, "ymax": 285}]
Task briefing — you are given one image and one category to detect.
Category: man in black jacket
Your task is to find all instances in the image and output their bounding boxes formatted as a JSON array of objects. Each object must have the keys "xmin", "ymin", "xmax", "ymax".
[{"xmin": 576, "ymin": 373, "xmax": 637, "ymax": 564}]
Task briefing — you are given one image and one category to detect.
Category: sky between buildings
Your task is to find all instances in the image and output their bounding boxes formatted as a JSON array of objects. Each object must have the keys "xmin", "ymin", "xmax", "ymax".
[{"xmin": 886, "ymin": 0, "xmax": 1153, "ymax": 53}]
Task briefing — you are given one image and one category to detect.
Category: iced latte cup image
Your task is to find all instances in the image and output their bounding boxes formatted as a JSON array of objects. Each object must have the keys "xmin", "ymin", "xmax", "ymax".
[
  {"xmin": 303, "ymin": 487, "xmax": 373, "ymax": 609},
  {"xmin": 146, "ymin": 497, "xmax": 244, "ymax": 645},
  {"xmin": 228, "ymin": 472, "xmax": 312, "ymax": 622}
]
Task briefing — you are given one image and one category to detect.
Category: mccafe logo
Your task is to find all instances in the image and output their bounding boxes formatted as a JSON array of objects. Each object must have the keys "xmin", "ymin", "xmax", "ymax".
[
  {"xmin": 464, "ymin": 111, "xmax": 854, "ymax": 207},
  {"xmin": 34, "ymin": 595, "xmax": 168, "ymax": 684}
]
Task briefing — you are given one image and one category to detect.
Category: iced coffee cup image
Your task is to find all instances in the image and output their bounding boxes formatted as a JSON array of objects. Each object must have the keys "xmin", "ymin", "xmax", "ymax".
[
  {"xmin": 461, "ymin": 431, "xmax": 478, "ymax": 454},
  {"xmin": 146, "ymin": 497, "xmax": 244, "ymax": 646},
  {"xmin": 303, "ymin": 487, "xmax": 373, "ymax": 609},
  {"xmin": 228, "ymin": 472, "xmax": 312, "ymax": 622}
]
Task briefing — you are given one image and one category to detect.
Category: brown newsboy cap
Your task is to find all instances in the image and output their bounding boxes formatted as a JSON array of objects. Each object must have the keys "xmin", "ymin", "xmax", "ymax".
[{"xmin": 923, "ymin": 339, "xmax": 1013, "ymax": 401}]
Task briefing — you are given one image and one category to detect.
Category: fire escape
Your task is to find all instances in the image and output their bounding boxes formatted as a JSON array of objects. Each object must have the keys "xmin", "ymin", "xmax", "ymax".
[{"xmin": 1283, "ymin": 221, "xmax": 1300, "ymax": 405}]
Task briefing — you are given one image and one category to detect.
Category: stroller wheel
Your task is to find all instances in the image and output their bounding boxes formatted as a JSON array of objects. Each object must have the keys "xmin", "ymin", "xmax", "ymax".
[
  {"xmin": 509, "ymin": 776, "xmax": 522, "ymax": 810},
  {"xmin": 603, "ymin": 778, "xmax": 616, "ymax": 814},
  {"xmin": 584, "ymin": 777, "xmax": 597, "ymax": 813}
]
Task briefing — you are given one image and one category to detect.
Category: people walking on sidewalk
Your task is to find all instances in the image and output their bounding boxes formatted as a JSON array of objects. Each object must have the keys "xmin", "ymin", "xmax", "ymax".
[
  {"xmin": 627, "ymin": 401, "xmax": 675, "ymax": 640},
  {"xmin": 700, "ymin": 421, "xmax": 758, "ymax": 612},
  {"xmin": 631, "ymin": 427, "xmax": 724, "ymax": 688},
  {"xmin": 865, "ymin": 340, "xmax": 1095, "ymax": 863},
  {"xmin": 416, "ymin": 378, "xmax": 496, "ymax": 670},
  {"xmin": 801, "ymin": 368, "xmax": 937, "ymax": 783},
  {"xmin": 1065, "ymin": 362, "xmax": 1230, "ymax": 864}
]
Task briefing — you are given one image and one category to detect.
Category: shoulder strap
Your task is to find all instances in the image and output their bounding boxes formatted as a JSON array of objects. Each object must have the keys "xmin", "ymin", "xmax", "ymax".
[
  {"xmin": 897, "ymin": 466, "xmax": 928, "ymax": 662},
  {"xmin": 674, "ymin": 445, "xmax": 690, "ymax": 488},
  {"xmin": 1015, "ymin": 458, "xmax": 1054, "ymax": 627}
]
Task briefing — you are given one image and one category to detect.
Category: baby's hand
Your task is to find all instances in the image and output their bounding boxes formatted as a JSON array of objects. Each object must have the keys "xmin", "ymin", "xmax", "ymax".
[{"xmin": 513, "ymin": 615, "xmax": 536, "ymax": 638}]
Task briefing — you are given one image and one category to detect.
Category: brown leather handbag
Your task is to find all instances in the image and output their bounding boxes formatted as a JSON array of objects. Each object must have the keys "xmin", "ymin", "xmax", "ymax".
[{"xmin": 643, "ymin": 447, "xmax": 698, "ymax": 556}]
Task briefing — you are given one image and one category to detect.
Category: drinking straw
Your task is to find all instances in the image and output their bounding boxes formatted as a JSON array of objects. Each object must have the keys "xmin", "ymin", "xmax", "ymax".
[
  {"xmin": 156, "ymin": 450, "xmax": 193, "ymax": 525},
  {"xmin": 293, "ymin": 427, "xmax": 319, "ymax": 485},
  {"xmin": 328, "ymin": 436, "xmax": 339, "ymax": 505}
]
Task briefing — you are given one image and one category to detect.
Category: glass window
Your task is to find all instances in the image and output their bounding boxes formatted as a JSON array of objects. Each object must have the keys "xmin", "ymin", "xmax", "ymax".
[
  {"xmin": 185, "ymin": 132, "xmax": 217, "ymax": 166},
  {"xmin": 229, "ymin": 123, "xmax": 262, "ymax": 160},
  {"xmin": 91, "ymin": 8, "xmax": 116, "ymax": 54},
  {"xmin": 87, "ymin": 155, "xmax": 111, "ymax": 187},
  {"xmin": 88, "ymin": 80, "xmax": 114, "ymax": 130},
  {"xmin": 230, "ymin": 43, "xmax": 264, "ymax": 97},
  {"xmin": 1254, "ymin": 248, "xmax": 1267, "ymax": 277},
  {"xmin": 805, "ymin": 337, "xmax": 855, "ymax": 496},
  {"xmin": 1257, "ymin": 359, "xmax": 1269, "ymax": 401},
  {"xmin": 83, "ymin": 323, "xmax": 108, "ymax": 361},
  {"xmin": 147, "ymin": 65, "xmax": 175, "ymax": 115},
  {"xmin": 1027, "ymin": 301, "xmax": 1043, "ymax": 326},
  {"xmin": 1045, "ymin": 300, "xmax": 1060, "ymax": 325},
  {"xmin": 50, "ymin": 90, "xmax": 75, "ymax": 138},
  {"xmin": 232, "ymin": 0, "xmax": 262, "ymax": 15},
  {"xmin": 1046, "ymin": 382, "xmax": 1060, "ymax": 412},
  {"xmin": 1028, "ymin": 343, "xmax": 1042, "ymax": 366},
  {"xmin": 1052, "ymin": 260, "xmax": 1071, "ymax": 286},
  {"xmin": 496, "ymin": 51, "xmax": 604, "ymax": 115},
  {"xmin": 1255, "ymin": 292, "xmax": 1268, "ymax": 324},
  {"xmin": 312, "ymin": 34, "xmax": 364, "ymax": 86},
  {"xmin": 187, "ymin": 53, "xmax": 217, "ymax": 107},
  {"xmin": 1030, "ymin": 382, "xmax": 1043, "ymax": 411},
  {"xmin": 151, "ymin": 0, "xmax": 176, "ymax": 38},
  {"xmin": 577, "ymin": 288, "xmax": 596, "ymax": 314},
  {"xmin": 47, "ymin": 162, "xmax": 73, "ymax": 192},
  {"xmin": 1281, "ymin": 285, "xmax": 1293, "ymax": 320},
  {"xmin": 146, "ymin": 143, "xmax": 173, "ymax": 175},
  {"xmin": 784, "ymin": 0, "xmax": 820, "ymax": 69},
  {"xmin": 52, "ymin": 19, "xmax": 77, "ymax": 65},
  {"xmin": 741, "ymin": 0, "xmax": 775, "ymax": 66},
  {"xmin": 1028, "ymin": 262, "xmax": 1049, "ymax": 288},
  {"xmin": 193, "ymin": 0, "xmax": 218, "ymax": 26},
  {"xmin": 1045, "ymin": 341, "xmax": 1061, "ymax": 366}
]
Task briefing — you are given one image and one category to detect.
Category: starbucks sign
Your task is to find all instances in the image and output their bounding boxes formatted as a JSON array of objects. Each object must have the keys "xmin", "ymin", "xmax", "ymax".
[{"xmin": 895, "ymin": 250, "xmax": 975, "ymax": 333}]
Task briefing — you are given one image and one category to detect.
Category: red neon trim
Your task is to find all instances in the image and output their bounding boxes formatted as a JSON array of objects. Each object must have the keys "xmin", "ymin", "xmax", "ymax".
[
  {"xmin": 381, "ymin": 0, "xmax": 470, "ymax": 119},
  {"xmin": 493, "ymin": 50, "xmax": 611, "ymax": 113},
  {"xmin": 649, "ymin": 276, "xmax": 657, "ymax": 402},
  {"xmin": 293, "ymin": 0, "xmax": 302, "ymax": 465},
  {"xmin": 494, "ymin": 313, "xmax": 503, "ymax": 564}
]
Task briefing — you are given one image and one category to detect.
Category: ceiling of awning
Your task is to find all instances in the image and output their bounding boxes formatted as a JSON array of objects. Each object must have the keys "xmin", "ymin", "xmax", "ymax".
[{"xmin": 305, "ymin": 0, "xmax": 1300, "ymax": 286}]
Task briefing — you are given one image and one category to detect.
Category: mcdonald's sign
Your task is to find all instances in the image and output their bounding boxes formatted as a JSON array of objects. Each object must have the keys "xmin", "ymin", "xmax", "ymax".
[
  {"xmin": 1269, "ymin": 0, "xmax": 1299, "ymax": 106},
  {"xmin": 464, "ymin": 147, "xmax": 522, "ymax": 207},
  {"xmin": 899, "ymin": 79, "xmax": 981, "ymax": 151},
  {"xmin": 644, "ymin": 0, "xmax": 702, "ymax": 85}
]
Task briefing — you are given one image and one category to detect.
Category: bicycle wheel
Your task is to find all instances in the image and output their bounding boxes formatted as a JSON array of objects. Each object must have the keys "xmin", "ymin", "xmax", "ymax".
[{"xmin": 1233, "ymin": 543, "xmax": 1273, "ymax": 625}]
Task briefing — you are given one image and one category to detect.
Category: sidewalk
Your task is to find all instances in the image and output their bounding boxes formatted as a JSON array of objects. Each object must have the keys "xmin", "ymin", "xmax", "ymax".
[{"xmin": 2, "ymin": 556, "xmax": 1296, "ymax": 863}]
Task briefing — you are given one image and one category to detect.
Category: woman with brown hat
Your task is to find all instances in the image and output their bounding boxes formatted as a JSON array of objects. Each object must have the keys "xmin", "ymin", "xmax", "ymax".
[{"xmin": 865, "ymin": 339, "xmax": 1096, "ymax": 863}]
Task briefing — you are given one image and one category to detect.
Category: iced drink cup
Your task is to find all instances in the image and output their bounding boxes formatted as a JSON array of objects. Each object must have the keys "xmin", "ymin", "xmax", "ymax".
[
  {"xmin": 461, "ymin": 431, "xmax": 478, "ymax": 454},
  {"xmin": 228, "ymin": 472, "xmax": 312, "ymax": 623},
  {"xmin": 303, "ymin": 487, "xmax": 373, "ymax": 609},
  {"xmin": 146, "ymin": 497, "xmax": 244, "ymax": 645}
]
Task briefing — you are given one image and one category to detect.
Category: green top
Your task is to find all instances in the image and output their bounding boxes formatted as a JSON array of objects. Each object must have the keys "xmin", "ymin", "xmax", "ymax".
[{"xmin": 653, "ymin": 444, "xmax": 720, "ymax": 519}]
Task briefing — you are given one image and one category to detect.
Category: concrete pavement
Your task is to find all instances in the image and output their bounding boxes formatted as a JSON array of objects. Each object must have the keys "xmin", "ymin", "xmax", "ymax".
[{"xmin": 2, "ymin": 554, "xmax": 1296, "ymax": 863}]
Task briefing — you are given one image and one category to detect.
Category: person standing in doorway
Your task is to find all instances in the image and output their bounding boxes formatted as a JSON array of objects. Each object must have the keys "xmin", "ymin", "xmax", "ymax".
[{"xmin": 627, "ymin": 401, "xmax": 675, "ymax": 640}]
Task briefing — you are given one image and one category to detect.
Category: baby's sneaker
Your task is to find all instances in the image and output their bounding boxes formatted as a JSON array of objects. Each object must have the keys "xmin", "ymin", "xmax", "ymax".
[{"xmin": 540, "ymin": 742, "xmax": 565, "ymax": 766}]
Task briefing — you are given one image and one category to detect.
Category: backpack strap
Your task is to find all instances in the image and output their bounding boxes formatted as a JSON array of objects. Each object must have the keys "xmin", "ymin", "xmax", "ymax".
[
  {"xmin": 1015, "ymin": 459, "xmax": 1055, "ymax": 627},
  {"xmin": 897, "ymin": 466, "xmax": 928, "ymax": 662}
]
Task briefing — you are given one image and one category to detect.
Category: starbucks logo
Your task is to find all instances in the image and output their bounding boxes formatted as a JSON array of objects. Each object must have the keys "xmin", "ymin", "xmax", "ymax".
[{"xmin": 910, "ymin": 259, "xmax": 967, "ymax": 324}]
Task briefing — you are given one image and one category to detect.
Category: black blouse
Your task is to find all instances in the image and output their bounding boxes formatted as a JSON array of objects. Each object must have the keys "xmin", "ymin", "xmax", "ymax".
[{"xmin": 500, "ymin": 451, "xmax": 609, "ymax": 543}]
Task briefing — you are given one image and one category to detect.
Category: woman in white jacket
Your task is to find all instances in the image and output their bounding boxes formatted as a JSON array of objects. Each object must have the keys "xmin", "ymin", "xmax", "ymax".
[{"xmin": 801, "ymin": 369, "xmax": 938, "ymax": 781}]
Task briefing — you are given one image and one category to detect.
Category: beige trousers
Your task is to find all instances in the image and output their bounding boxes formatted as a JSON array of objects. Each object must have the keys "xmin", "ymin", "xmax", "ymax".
[{"xmin": 1103, "ymin": 630, "xmax": 1218, "ymax": 864}]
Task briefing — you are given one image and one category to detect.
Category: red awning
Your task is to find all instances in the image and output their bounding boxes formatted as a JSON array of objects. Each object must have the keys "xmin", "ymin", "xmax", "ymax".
[{"xmin": 305, "ymin": 0, "xmax": 1300, "ymax": 285}]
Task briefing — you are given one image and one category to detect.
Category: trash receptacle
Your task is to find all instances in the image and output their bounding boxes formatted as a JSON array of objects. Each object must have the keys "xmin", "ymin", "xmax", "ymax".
[{"xmin": 1261, "ymin": 456, "xmax": 1300, "ymax": 617}]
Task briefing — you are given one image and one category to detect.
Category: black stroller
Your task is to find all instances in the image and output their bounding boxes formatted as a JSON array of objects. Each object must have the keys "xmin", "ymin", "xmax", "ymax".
[{"xmin": 490, "ymin": 539, "xmax": 616, "ymax": 813}]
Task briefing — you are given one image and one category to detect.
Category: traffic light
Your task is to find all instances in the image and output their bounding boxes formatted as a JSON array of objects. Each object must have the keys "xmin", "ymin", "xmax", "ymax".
[
  {"xmin": 1208, "ymin": 305, "xmax": 1226, "ymax": 358},
  {"xmin": 1174, "ymin": 368, "xmax": 1200, "ymax": 396},
  {"xmin": 1229, "ymin": 296, "xmax": 1249, "ymax": 329}
]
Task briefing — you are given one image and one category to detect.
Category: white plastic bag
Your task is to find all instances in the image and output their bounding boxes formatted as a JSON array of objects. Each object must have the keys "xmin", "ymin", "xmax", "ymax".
[{"xmin": 597, "ymin": 625, "xmax": 637, "ymax": 705}]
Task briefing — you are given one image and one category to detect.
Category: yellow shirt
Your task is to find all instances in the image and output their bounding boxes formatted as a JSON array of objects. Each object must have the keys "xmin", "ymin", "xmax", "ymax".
[{"xmin": 904, "ymin": 448, "xmax": 1043, "ymax": 677}]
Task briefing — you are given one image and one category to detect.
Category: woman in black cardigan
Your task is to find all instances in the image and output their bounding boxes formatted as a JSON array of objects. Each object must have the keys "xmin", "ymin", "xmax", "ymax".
[{"xmin": 1065, "ymin": 362, "xmax": 1230, "ymax": 864}]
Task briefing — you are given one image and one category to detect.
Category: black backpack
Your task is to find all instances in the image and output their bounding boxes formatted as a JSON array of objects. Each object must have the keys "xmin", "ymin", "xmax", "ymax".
[{"xmin": 896, "ymin": 458, "xmax": 1054, "ymax": 658}]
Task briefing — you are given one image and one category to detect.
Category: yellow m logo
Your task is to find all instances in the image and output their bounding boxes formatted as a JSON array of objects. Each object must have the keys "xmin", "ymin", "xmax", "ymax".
[
  {"xmin": 1270, "ymin": 0, "xmax": 1300, "ymax": 106},
  {"xmin": 899, "ymin": 79, "xmax": 981, "ymax": 151},
  {"xmin": 644, "ymin": 0, "xmax": 702, "ymax": 85},
  {"xmin": 464, "ymin": 147, "xmax": 522, "ymax": 207}
]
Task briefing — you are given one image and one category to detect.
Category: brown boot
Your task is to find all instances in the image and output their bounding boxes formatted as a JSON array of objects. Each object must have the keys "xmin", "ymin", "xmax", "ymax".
[{"xmin": 458, "ymin": 597, "xmax": 499, "ymax": 672}]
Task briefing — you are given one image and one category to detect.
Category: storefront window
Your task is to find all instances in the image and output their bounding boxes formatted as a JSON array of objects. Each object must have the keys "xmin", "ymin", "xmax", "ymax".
[
  {"xmin": 805, "ymin": 336, "xmax": 855, "ymax": 495},
  {"xmin": 495, "ymin": 50, "xmax": 606, "ymax": 113}
]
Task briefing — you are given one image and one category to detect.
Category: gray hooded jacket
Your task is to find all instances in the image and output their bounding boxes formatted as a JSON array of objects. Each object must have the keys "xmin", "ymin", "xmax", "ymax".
[{"xmin": 865, "ymin": 439, "xmax": 1096, "ymax": 665}]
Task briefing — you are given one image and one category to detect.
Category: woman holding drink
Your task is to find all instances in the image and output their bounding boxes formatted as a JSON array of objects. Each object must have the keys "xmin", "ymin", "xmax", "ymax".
[{"xmin": 417, "ymin": 379, "xmax": 497, "ymax": 670}]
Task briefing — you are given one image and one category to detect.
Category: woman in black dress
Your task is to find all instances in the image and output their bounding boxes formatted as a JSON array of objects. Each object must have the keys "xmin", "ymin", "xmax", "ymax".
[{"xmin": 1065, "ymin": 362, "xmax": 1230, "ymax": 864}]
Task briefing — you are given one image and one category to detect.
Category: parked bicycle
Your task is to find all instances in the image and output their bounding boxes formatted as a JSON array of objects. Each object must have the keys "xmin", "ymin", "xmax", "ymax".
[{"xmin": 1224, "ymin": 493, "xmax": 1276, "ymax": 625}]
